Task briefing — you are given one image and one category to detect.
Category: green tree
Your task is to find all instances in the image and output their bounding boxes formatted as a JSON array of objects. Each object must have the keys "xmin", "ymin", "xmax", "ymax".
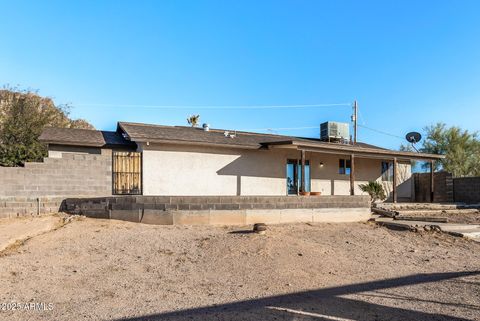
[
  {"xmin": 420, "ymin": 123, "xmax": 480, "ymax": 177},
  {"xmin": 0, "ymin": 88, "xmax": 94, "ymax": 166}
]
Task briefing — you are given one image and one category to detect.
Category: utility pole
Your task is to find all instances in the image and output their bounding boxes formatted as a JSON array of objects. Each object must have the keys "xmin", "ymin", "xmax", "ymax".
[{"xmin": 352, "ymin": 100, "xmax": 358, "ymax": 144}]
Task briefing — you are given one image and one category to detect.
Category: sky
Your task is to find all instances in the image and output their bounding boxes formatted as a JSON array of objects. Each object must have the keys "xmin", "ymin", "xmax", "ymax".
[{"xmin": 1, "ymin": 0, "xmax": 479, "ymax": 150}]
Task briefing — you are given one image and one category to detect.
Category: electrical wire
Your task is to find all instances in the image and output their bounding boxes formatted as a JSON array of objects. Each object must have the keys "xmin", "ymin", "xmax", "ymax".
[
  {"xmin": 358, "ymin": 124, "xmax": 404, "ymax": 140},
  {"xmin": 238, "ymin": 126, "xmax": 318, "ymax": 132},
  {"xmin": 73, "ymin": 99, "xmax": 404, "ymax": 141},
  {"xmin": 72, "ymin": 103, "xmax": 351, "ymax": 110}
]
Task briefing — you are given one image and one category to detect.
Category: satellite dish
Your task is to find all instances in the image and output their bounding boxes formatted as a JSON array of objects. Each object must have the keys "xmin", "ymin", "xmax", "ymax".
[{"xmin": 406, "ymin": 132, "xmax": 422, "ymax": 144}]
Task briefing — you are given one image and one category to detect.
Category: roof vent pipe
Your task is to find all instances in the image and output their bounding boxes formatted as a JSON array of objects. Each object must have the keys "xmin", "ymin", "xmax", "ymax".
[{"xmin": 202, "ymin": 123, "xmax": 210, "ymax": 131}]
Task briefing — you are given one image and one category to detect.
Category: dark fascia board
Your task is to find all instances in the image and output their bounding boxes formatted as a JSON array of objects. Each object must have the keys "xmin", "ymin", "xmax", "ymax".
[
  {"xmin": 266, "ymin": 140, "xmax": 445, "ymax": 160},
  {"xmin": 134, "ymin": 138, "xmax": 259, "ymax": 150},
  {"xmin": 41, "ymin": 140, "xmax": 104, "ymax": 147}
]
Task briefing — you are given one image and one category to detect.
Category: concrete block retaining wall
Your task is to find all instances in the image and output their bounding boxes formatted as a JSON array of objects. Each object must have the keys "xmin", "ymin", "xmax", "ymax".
[
  {"xmin": 414, "ymin": 172, "xmax": 480, "ymax": 204},
  {"xmin": 454, "ymin": 177, "xmax": 480, "ymax": 204},
  {"xmin": 64, "ymin": 195, "xmax": 371, "ymax": 225},
  {"xmin": 0, "ymin": 197, "xmax": 66, "ymax": 218},
  {"xmin": 0, "ymin": 151, "xmax": 112, "ymax": 218},
  {"xmin": 414, "ymin": 172, "xmax": 454, "ymax": 203}
]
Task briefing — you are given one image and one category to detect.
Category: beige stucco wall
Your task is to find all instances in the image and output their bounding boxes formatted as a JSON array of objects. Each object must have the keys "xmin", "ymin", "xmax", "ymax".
[
  {"xmin": 140, "ymin": 143, "xmax": 412, "ymax": 198},
  {"xmin": 141, "ymin": 144, "xmax": 287, "ymax": 196}
]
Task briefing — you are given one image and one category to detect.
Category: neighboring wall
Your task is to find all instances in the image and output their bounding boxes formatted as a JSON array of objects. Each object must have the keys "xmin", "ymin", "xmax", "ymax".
[
  {"xmin": 48, "ymin": 144, "xmax": 102, "ymax": 158},
  {"xmin": 141, "ymin": 143, "xmax": 412, "ymax": 198},
  {"xmin": 0, "ymin": 150, "xmax": 112, "ymax": 218},
  {"xmin": 454, "ymin": 177, "xmax": 480, "ymax": 204},
  {"xmin": 409, "ymin": 171, "xmax": 480, "ymax": 204},
  {"xmin": 413, "ymin": 172, "xmax": 454, "ymax": 203}
]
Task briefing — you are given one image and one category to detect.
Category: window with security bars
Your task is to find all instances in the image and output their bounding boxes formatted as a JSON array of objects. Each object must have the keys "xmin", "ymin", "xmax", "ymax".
[{"xmin": 113, "ymin": 152, "xmax": 142, "ymax": 195}]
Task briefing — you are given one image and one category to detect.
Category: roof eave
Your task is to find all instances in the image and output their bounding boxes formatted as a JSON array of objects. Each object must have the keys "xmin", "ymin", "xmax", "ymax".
[
  {"xmin": 40, "ymin": 140, "xmax": 105, "ymax": 148},
  {"xmin": 266, "ymin": 141, "xmax": 445, "ymax": 160},
  {"xmin": 134, "ymin": 138, "xmax": 259, "ymax": 150}
]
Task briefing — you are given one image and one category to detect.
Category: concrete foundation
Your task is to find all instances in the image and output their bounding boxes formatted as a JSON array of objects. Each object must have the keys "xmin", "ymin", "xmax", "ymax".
[{"xmin": 64, "ymin": 195, "xmax": 371, "ymax": 225}]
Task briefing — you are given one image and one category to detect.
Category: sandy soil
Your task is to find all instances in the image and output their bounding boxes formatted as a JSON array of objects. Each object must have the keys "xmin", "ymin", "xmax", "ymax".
[
  {"xmin": 0, "ymin": 217, "xmax": 479, "ymax": 321},
  {"xmin": 0, "ymin": 215, "xmax": 64, "ymax": 253}
]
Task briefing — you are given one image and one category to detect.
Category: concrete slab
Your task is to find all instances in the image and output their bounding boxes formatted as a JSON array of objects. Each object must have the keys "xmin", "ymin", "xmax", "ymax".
[
  {"xmin": 110, "ymin": 210, "xmax": 141, "ymax": 223},
  {"xmin": 173, "ymin": 211, "xmax": 210, "ymax": 225},
  {"xmin": 245, "ymin": 209, "xmax": 281, "ymax": 225},
  {"xmin": 375, "ymin": 217, "xmax": 432, "ymax": 227},
  {"xmin": 313, "ymin": 208, "xmax": 371, "ymax": 223},
  {"xmin": 209, "ymin": 210, "xmax": 246, "ymax": 225},
  {"xmin": 279, "ymin": 209, "xmax": 313, "ymax": 223},
  {"xmin": 436, "ymin": 224, "xmax": 480, "ymax": 231},
  {"xmin": 141, "ymin": 209, "xmax": 173, "ymax": 225}
]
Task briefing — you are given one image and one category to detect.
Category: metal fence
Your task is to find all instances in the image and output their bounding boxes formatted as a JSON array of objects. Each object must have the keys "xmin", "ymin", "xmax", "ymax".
[{"xmin": 113, "ymin": 152, "xmax": 142, "ymax": 195}]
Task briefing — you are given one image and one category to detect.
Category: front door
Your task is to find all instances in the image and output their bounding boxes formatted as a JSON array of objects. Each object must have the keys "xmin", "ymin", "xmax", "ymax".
[{"xmin": 286, "ymin": 159, "xmax": 310, "ymax": 195}]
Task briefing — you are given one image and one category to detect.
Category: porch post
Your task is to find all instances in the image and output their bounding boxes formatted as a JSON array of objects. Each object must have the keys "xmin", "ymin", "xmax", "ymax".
[
  {"xmin": 300, "ymin": 150, "xmax": 306, "ymax": 193},
  {"xmin": 430, "ymin": 160, "xmax": 435, "ymax": 203},
  {"xmin": 392, "ymin": 158, "xmax": 397, "ymax": 203},
  {"xmin": 350, "ymin": 154, "xmax": 355, "ymax": 196}
]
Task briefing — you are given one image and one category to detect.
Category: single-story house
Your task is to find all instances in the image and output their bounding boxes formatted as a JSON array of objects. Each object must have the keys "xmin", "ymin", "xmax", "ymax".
[{"xmin": 39, "ymin": 121, "xmax": 443, "ymax": 203}]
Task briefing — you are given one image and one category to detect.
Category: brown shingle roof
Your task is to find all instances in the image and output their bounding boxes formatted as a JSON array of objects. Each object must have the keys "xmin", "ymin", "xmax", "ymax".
[
  {"xmin": 117, "ymin": 122, "xmax": 443, "ymax": 160},
  {"xmin": 117, "ymin": 122, "xmax": 300, "ymax": 148},
  {"xmin": 39, "ymin": 122, "xmax": 443, "ymax": 160},
  {"xmin": 39, "ymin": 127, "xmax": 135, "ymax": 148},
  {"xmin": 118, "ymin": 122, "xmax": 384, "ymax": 149}
]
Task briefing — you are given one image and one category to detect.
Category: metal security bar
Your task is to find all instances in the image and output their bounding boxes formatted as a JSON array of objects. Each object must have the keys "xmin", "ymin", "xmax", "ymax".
[{"xmin": 113, "ymin": 152, "xmax": 142, "ymax": 195}]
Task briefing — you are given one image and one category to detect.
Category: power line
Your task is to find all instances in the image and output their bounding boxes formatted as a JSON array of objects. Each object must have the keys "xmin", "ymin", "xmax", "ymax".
[
  {"xmin": 358, "ymin": 124, "xmax": 404, "ymax": 140},
  {"xmin": 244, "ymin": 124, "xmax": 405, "ymax": 142},
  {"xmin": 72, "ymin": 102, "xmax": 351, "ymax": 110},
  {"xmin": 239, "ymin": 126, "xmax": 318, "ymax": 132}
]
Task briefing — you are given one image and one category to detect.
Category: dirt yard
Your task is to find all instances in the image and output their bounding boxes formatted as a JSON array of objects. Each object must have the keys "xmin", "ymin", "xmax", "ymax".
[{"xmin": 0, "ymin": 216, "xmax": 479, "ymax": 321}]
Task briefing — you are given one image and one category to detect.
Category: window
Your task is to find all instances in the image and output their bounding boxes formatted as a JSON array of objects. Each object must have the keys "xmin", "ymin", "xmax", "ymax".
[
  {"xmin": 381, "ymin": 161, "xmax": 393, "ymax": 182},
  {"xmin": 339, "ymin": 159, "xmax": 351, "ymax": 175},
  {"xmin": 286, "ymin": 159, "xmax": 311, "ymax": 194}
]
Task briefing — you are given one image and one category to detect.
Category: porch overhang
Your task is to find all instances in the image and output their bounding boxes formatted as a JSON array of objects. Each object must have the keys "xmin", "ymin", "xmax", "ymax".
[
  {"xmin": 265, "ymin": 140, "xmax": 444, "ymax": 203},
  {"xmin": 264, "ymin": 140, "xmax": 445, "ymax": 161}
]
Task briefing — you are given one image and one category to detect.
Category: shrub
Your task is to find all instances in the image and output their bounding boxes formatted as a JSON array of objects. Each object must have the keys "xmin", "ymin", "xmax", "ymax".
[{"xmin": 359, "ymin": 181, "xmax": 386, "ymax": 204}]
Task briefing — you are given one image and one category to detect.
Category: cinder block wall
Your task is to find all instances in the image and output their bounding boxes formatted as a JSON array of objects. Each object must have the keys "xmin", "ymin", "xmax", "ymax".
[
  {"xmin": 0, "ymin": 150, "xmax": 112, "ymax": 218},
  {"xmin": 454, "ymin": 177, "xmax": 480, "ymax": 204},
  {"xmin": 63, "ymin": 195, "xmax": 371, "ymax": 225},
  {"xmin": 413, "ymin": 172, "xmax": 453, "ymax": 203}
]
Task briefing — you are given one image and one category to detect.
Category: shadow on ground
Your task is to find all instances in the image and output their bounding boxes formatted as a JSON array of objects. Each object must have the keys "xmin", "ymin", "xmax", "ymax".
[{"xmin": 114, "ymin": 271, "xmax": 480, "ymax": 321}]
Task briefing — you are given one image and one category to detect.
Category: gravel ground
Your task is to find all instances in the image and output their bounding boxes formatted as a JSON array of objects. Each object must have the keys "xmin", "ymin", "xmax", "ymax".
[{"xmin": 0, "ymin": 216, "xmax": 479, "ymax": 321}]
